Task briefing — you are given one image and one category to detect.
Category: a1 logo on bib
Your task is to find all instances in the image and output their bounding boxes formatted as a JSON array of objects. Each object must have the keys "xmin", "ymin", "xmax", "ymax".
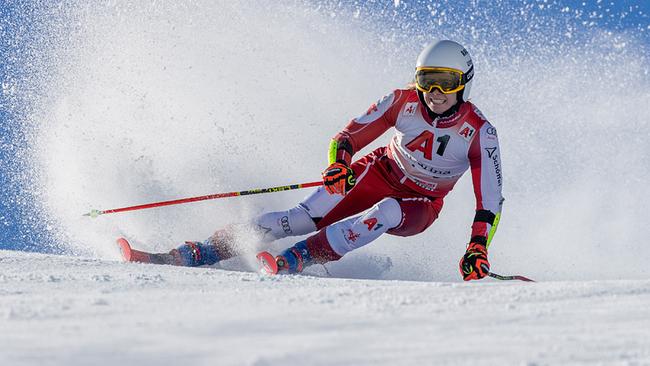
[
  {"xmin": 403, "ymin": 102, "xmax": 418, "ymax": 116},
  {"xmin": 458, "ymin": 122, "xmax": 476, "ymax": 142}
]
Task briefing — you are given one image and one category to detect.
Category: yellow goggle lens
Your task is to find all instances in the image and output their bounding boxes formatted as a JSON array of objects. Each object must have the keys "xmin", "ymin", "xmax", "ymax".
[{"xmin": 415, "ymin": 67, "xmax": 466, "ymax": 94}]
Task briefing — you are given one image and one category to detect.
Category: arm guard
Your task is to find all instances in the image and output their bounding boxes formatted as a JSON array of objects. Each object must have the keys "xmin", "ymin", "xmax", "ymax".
[
  {"xmin": 328, "ymin": 138, "xmax": 355, "ymax": 165},
  {"xmin": 471, "ymin": 209, "xmax": 501, "ymax": 248}
]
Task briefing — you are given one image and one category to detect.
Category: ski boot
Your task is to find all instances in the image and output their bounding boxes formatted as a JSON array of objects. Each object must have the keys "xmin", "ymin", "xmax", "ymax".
[{"xmin": 257, "ymin": 240, "xmax": 313, "ymax": 275}]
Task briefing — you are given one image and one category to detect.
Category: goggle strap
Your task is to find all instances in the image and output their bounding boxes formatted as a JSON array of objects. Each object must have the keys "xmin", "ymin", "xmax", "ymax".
[{"xmin": 462, "ymin": 65, "xmax": 474, "ymax": 84}]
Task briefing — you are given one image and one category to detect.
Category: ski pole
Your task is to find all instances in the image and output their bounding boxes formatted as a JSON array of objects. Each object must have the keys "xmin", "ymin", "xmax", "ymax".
[
  {"xmin": 83, "ymin": 181, "xmax": 323, "ymax": 218},
  {"xmin": 487, "ymin": 272, "xmax": 535, "ymax": 282},
  {"xmin": 480, "ymin": 264, "xmax": 535, "ymax": 282}
]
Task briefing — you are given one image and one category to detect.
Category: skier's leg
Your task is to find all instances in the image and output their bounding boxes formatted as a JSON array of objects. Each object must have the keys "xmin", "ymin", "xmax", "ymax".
[
  {"xmin": 254, "ymin": 203, "xmax": 321, "ymax": 241},
  {"xmin": 275, "ymin": 197, "xmax": 402, "ymax": 273},
  {"xmin": 324, "ymin": 197, "xmax": 403, "ymax": 256},
  {"xmin": 252, "ymin": 180, "xmax": 352, "ymax": 240},
  {"xmin": 275, "ymin": 196, "xmax": 443, "ymax": 273}
]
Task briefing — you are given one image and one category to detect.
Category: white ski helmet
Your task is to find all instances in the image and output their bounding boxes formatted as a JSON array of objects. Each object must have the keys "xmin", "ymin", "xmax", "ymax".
[{"xmin": 416, "ymin": 40, "xmax": 474, "ymax": 101}]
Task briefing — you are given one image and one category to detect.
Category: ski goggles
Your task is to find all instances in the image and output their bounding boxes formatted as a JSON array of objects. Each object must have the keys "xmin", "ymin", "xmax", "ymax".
[{"xmin": 414, "ymin": 66, "xmax": 473, "ymax": 94}]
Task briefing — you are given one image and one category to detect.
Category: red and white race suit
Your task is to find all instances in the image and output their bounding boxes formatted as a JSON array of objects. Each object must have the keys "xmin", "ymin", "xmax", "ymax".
[
  {"xmin": 339, "ymin": 88, "xmax": 503, "ymax": 213},
  {"xmin": 256, "ymin": 88, "xmax": 503, "ymax": 259}
]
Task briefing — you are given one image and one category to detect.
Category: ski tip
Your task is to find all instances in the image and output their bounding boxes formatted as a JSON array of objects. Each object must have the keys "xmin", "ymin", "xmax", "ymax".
[
  {"xmin": 256, "ymin": 251, "xmax": 279, "ymax": 275},
  {"xmin": 115, "ymin": 237, "xmax": 155, "ymax": 264},
  {"xmin": 116, "ymin": 237, "xmax": 133, "ymax": 262}
]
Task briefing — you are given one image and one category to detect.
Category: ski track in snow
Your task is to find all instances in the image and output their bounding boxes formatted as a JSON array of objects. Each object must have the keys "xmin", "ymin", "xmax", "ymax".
[{"xmin": 1, "ymin": 250, "xmax": 649, "ymax": 366}]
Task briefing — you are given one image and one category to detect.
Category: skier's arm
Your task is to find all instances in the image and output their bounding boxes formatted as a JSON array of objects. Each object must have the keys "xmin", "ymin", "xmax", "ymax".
[
  {"xmin": 460, "ymin": 122, "xmax": 503, "ymax": 281},
  {"xmin": 467, "ymin": 123, "xmax": 504, "ymax": 248},
  {"xmin": 328, "ymin": 91, "xmax": 402, "ymax": 165}
]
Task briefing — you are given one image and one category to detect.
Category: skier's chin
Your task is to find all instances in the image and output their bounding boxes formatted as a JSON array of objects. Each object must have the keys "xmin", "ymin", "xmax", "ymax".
[
  {"xmin": 426, "ymin": 100, "xmax": 456, "ymax": 114},
  {"xmin": 424, "ymin": 92, "xmax": 458, "ymax": 114}
]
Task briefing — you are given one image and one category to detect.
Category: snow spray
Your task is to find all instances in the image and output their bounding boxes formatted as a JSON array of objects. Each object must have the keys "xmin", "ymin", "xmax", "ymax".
[{"xmin": 6, "ymin": 1, "xmax": 649, "ymax": 281}]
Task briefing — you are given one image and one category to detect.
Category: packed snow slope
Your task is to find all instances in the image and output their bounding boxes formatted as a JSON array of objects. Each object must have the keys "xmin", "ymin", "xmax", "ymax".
[
  {"xmin": 1, "ymin": 1, "xmax": 650, "ymax": 365},
  {"xmin": 2, "ymin": 250, "xmax": 650, "ymax": 366}
]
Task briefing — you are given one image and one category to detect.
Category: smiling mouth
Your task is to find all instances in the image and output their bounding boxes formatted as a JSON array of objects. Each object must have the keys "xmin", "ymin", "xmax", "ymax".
[{"xmin": 429, "ymin": 98, "xmax": 446, "ymax": 105}]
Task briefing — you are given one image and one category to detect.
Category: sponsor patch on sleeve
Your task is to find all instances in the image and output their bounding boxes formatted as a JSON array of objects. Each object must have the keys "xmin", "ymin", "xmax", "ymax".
[
  {"xmin": 402, "ymin": 102, "xmax": 418, "ymax": 116},
  {"xmin": 458, "ymin": 122, "xmax": 476, "ymax": 142}
]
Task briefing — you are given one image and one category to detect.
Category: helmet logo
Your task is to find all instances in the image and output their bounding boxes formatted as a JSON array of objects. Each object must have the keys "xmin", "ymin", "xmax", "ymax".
[{"xmin": 463, "ymin": 66, "xmax": 475, "ymax": 83}]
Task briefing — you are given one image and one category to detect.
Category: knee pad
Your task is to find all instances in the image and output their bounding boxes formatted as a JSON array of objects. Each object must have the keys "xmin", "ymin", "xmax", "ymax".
[
  {"xmin": 254, "ymin": 205, "xmax": 317, "ymax": 240},
  {"xmin": 325, "ymin": 198, "xmax": 403, "ymax": 256},
  {"xmin": 374, "ymin": 197, "xmax": 403, "ymax": 229}
]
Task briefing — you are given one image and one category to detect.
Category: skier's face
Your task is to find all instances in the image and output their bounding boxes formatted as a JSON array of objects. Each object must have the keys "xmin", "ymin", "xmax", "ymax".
[{"xmin": 423, "ymin": 89, "xmax": 457, "ymax": 114}]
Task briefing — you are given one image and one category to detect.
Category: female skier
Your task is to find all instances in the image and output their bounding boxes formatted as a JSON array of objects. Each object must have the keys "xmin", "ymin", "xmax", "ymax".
[{"xmin": 119, "ymin": 39, "xmax": 504, "ymax": 281}]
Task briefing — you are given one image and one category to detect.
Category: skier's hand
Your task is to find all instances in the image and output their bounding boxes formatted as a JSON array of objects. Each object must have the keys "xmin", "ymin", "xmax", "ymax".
[
  {"xmin": 459, "ymin": 242, "xmax": 490, "ymax": 281},
  {"xmin": 322, "ymin": 162, "xmax": 356, "ymax": 195}
]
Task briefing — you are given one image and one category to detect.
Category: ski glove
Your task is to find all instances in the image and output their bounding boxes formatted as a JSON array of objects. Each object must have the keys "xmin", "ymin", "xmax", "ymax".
[
  {"xmin": 322, "ymin": 162, "xmax": 356, "ymax": 195},
  {"xmin": 459, "ymin": 242, "xmax": 490, "ymax": 281}
]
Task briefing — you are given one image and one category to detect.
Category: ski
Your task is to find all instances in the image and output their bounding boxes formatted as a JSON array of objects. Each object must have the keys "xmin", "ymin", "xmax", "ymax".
[
  {"xmin": 116, "ymin": 237, "xmax": 177, "ymax": 265},
  {"xmin": 256, "ymin": 251, "xmax": 279, "ymax": 275},
  {"xmin": 117, "ymin": 237, "xmax": 150, "ymax": 263}
]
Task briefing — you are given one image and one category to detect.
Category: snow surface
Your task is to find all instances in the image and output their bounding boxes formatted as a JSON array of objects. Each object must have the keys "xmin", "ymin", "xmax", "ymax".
[{"xmin": 2, "ymin": 250, "xmax": 650, "ymax": 366}]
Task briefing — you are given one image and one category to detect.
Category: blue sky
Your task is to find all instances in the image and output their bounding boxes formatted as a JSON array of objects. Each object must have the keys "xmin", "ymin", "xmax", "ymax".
[{"xmin": 0, "ymin": 0, "xmax": 648, "ymax": 252}]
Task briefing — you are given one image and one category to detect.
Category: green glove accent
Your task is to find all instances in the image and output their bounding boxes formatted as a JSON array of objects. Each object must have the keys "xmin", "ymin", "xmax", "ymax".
[
  {"xmin": 486, "ymin": 212, "xmax": 501, "ymax": 249},
  {"xmin": 328, "ymin": 139, "xmax": 339, "ymax": 165}
]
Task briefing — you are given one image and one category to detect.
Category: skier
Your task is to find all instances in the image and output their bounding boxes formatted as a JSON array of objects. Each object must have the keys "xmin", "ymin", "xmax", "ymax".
[{"xmin": 119, "ymin": 39, "xmax": 504, "ymax": 281}]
